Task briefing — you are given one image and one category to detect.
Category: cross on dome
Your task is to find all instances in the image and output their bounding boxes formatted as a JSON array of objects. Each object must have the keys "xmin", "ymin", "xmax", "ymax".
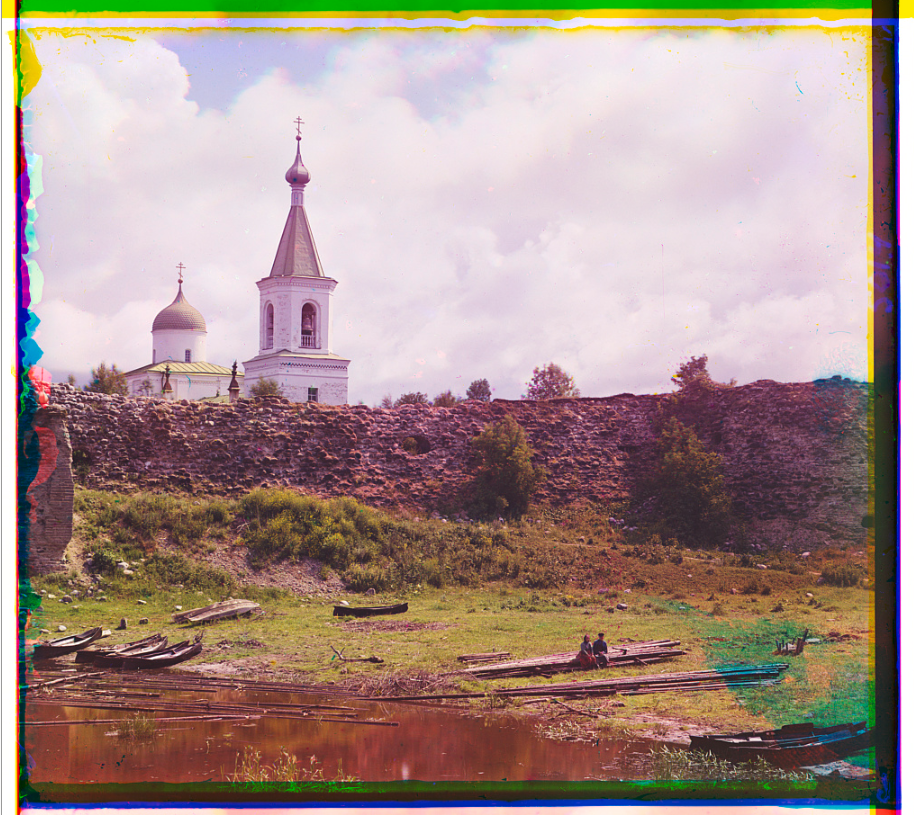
[
  {"xmin": 294, "ymin": 116, "xmax": 304, "ymax": 140},
  {"xmin": 176, "ymin": 262, "xmax": 185, "ymax": 285}
]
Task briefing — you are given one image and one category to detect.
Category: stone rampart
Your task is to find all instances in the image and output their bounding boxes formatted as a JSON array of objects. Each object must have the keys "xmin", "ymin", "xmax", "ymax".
[
  {"xmin": 25, "ymin": 406, "xmax": 75, "ymax": 574},
  {"xmin": 48, "ymin": 377, "xmax": 869, "ymax": 551}
]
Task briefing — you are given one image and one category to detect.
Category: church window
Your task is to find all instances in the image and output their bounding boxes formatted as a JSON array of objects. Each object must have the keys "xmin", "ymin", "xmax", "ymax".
[
  {"xmin": 265, "ymin": 304, "xmax": 274, "ymax": 349},
  {"xmin": 153, "ymin": 349, "xmax": 156, "ymax": 363},
  {"xmin": 185, "ymin": 349, "xmax": 192, "ymax": 362},
  {"xmin": 301, "ymin": 303, "xmax": 317, "ymax": 348},
  {"xmin": 308, "ymin": 387, "xmax": 319, "ymax": 402}
]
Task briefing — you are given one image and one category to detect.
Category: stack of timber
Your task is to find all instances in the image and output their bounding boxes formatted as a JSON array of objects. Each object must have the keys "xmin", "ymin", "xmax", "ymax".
[
  {"xmin": 368, "ymin": 663, "xmax": 791, "ymax": 702},
  {"xmin": 457, "ymin": 652, "xmax": 512, "ymax": 664},
  {"xmin": 456, "ymin": 639, "xmax": 685, "ymax": 679},
  {"xmin": 173, "ymin": 599, "xmax": 261, "ymax": 625}
]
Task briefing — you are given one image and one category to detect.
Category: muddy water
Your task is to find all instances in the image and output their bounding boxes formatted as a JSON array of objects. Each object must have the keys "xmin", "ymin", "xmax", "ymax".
[{"xmin": 24, "ymin": 684, "xmax": 662, "ymax": 784}]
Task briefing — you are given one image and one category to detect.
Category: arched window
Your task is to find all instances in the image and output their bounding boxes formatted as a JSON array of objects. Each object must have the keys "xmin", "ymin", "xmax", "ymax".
[
  {"xmin": 301, "ymin": 303, "xmax": 317, "ymax": 348},
  {"xmin": 185, "ymin": 349, "xmax": 192, "ymax": 362},
  {"xmin": 265, "ymin": 303, "xmax": 274, "ymax": 349}
]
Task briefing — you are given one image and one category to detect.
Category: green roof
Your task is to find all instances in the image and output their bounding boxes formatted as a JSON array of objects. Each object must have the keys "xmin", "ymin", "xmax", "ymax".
[{"xmin": 124, "ymin": 361, "xmax": 238, "ymax": 377}]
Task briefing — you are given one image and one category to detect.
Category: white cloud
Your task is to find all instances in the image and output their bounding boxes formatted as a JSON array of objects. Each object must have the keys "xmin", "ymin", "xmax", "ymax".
[{"xmin": 25, "ymin": 25, "xmax": 870, "ymax": 401}]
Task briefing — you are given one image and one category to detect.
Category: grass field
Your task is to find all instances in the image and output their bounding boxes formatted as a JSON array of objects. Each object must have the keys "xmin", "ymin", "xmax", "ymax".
[{"xmin": 23, "ymin": 488, "xmax": 874, "ymax": 744}]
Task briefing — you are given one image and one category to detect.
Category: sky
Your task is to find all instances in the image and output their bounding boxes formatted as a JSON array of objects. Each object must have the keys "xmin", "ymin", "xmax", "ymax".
[{"xmin": 21, "ymin": 23, "xmax": 871, "ymax": 405}]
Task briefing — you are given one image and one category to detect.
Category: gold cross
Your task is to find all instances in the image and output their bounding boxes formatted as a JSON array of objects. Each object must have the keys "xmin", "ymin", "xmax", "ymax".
[
  {"xmin": 176, "ymin": 262, "xmax": 185, "ymax": 284},
  {"xmin": 294, "ymin": 116, "xmax": 304, "ymax": 137}
]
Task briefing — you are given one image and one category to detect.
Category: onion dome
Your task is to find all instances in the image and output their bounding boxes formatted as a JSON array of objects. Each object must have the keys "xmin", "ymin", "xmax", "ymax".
[
  {"xmin": 284, "ymin": 136, "xmax": 311, "ymax": 186},
  {"xmin": 152, "ymin": 282, "xmax": 207, "ymax": 331}
]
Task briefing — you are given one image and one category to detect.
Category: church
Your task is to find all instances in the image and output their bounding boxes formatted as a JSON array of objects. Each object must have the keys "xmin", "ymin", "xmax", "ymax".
[
  {"xmin": 125, "ymin": 126, "xmax": 350, "ymax": 405},
  {"xmin": 242, "ymin": 129, "xmax": 350, "ymax": 404},
  {"xmin": 123, "ymin": 267, "xmax": 240, "ymax": 401}
]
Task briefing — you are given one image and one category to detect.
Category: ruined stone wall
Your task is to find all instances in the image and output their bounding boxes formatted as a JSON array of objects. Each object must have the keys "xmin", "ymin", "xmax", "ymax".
[
  {"xmin": 49, "ymin": 377, "xmax": 869, "ymax": 551},
  {"xmin": 25, "ymin": 406, "xmax": 75, "ymax": 574}
]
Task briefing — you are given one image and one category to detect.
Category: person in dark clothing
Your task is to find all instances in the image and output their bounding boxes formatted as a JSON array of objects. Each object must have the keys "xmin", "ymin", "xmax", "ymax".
[
  {"xmin": 592, "ymin": 632, "xmax": 608, "ymax": 667},
  {"xmin": 577, "ymin": 634, "xmax": 597, "ymax": 668}
]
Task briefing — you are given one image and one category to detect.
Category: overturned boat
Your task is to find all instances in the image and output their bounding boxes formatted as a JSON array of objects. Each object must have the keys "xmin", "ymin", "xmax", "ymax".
[{"xmin": 333, "ymin": 602, "xmax": 408, "ymax": 618}]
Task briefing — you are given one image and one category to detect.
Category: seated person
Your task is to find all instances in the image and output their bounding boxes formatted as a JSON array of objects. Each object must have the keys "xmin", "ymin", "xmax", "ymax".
[
  {"xmin": 576, "ymin": 634, "xmax": 597, "ymax": 668},
  {"xmin": 592, "ymin": 632, "xmax": 608, "ymax": 667}
]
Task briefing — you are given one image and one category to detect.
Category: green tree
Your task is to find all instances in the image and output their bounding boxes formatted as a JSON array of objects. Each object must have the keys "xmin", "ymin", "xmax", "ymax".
[
  {"xmin": 395, "ymin": 392, "xmax": 429, "ymax": 406},
  {"xmin": 523, "ymin": 362, "xmax": 581, "ymax": 400},
  {"xmin": 66, "ymin": 374, "xmax": 77, "ymax": 387},
  {"xmin": 469, "ymin": 415, "xmax": 546, "ymax": 520},
  {"xmin": 465, "ymin": 378, "xmax": 492, "ymax": 402},
  {"xmin": 433, "ymin": 390, "xmax": 461, "ymax": 407},
  {"xmin": 250, "ymin": 378, "xmax": 284, "ymax": 398},
  {"xmin": 672, "ymin": 354, "xmax": 736, "ymax": 393},
  {"xmin": 651, "ymin": 416, "xmax": 733, "ymax": 547},
  {"xmin": 84, "ymin": 362, "xmax": 127, "ymax": 395},
  {"xmin": 379, "ymin": 394, "xmax": 394, "ymax": 409}
]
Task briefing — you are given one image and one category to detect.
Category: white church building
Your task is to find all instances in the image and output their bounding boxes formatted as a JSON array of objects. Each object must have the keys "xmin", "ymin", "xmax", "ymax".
[
  {"xmin": 242, "ymin": 131, "xmax": 350, "ymax": 404},
  {"xmin": 123, "ymin": 268, "xmax": 241, "ymax": 401}
]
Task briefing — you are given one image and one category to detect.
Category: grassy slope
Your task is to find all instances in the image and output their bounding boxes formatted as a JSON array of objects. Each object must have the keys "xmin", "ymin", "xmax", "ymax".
[{"xmin": 25, "ymin": 489, "xmax": 873, "ymax": 742}]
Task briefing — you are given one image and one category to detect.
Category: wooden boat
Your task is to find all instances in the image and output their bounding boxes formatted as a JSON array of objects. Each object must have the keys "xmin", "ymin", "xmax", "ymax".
[
  {"xmin": 333, "ymin": 602, "xmax": 408, "ymax": 618},
  {"xmin": 116, "ymin": 637, "xmax": 203, "ymax": 670},
  {"xmin": 173, "ymin": 599, "xmax": 261, "ymax": 625},
  {"xmin": 690, "ymin": 721, "xmax": 872, "ymax": 768},
  {"xmin": 31, "ymin": 627, "xmax": 103, "ymax": 661},
  {"xmin": 76, "ymin": 634, "xmax": 170, "ymax": 665}
]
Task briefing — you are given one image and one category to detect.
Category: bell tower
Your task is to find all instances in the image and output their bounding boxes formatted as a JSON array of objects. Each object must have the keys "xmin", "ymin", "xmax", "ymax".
[{"xmin": 243, "ymin": 121, "xmax": 350, "ymax": 404}]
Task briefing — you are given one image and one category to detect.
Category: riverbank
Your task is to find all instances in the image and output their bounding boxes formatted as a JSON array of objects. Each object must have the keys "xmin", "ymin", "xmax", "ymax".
[{"xmin": 23, "ymin": 488, "xmax": 873, "ymax": 755}]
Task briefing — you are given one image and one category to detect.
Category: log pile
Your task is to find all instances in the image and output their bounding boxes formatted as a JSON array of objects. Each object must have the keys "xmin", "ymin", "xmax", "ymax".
[
  {"xmin": 24, "ymin": 671, "xmax": 397, "ymax": 728},
  {"xmin": 457, "ymin": 652, "xmax": 512, "ymax": 664},
  {"xmin": 455, "ymin": 639, "xmax": 685, "ymax": 679},
  {"xmin": 368, "ymin": 663, "xmax": 791, "ymax": 702}
]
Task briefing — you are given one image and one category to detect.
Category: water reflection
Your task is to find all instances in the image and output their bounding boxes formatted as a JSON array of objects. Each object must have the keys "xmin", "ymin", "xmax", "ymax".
[{"xmin": 24, "ymin": 683, "xmax": 660, "ymax": 784}]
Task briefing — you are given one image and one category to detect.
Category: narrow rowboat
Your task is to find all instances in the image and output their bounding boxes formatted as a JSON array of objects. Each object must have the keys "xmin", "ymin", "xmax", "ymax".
[
  {"xmin": 116, "ymin": 637, "xmax": 204, "ymax": 670},
  {"xmin": 690, "ymin": 721, "xmax": 872, "ymax": 769},
  {"xmin": 31, "ymin": 627, "xmax": 104, "ymax": 661},
  {"xmin": 333, "ymin": 602, "xmax": 408, "ymax": 618},
  {"xmin": 75, "ymin": 634, "xmax": 170, "ymax": 665}
]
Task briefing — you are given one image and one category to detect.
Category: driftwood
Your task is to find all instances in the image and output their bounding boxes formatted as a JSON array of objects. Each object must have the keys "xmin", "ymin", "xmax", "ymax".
[
  {"xmin": 173, "ymin": 599, "xmax": 261, "ymax": 625},
  {"xmin": 330, "ymin": 646, "xmax": 384, "ymax": 664},
  {"xmin": 29, "ymin": 672, "xmax": 105, "ymax": 691}
]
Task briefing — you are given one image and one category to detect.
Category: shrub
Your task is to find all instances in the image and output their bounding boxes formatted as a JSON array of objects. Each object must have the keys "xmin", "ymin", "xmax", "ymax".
[
  {"xmin": 250, "ymin": 378, "xmax": 283, "ymax": 398},
  {"xmin": 821, "ymin": 562, "xmax": 865, "ymax": 587},
  {"xmin": 649, "ymin": 417, "xmax": 733, "ymax": 548},
  {"xmin": 469, "ymin": 416, "xmax": 546, "ymax": 520},
  {"xmin": 394, "ymin": 392, "xmax": 429, "ymax": 406}
]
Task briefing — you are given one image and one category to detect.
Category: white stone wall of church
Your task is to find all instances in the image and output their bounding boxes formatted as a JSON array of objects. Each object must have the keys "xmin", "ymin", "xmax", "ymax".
[{"xmin": 153, "ymin": 329, "xmax": 207, "ymax": 365}]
